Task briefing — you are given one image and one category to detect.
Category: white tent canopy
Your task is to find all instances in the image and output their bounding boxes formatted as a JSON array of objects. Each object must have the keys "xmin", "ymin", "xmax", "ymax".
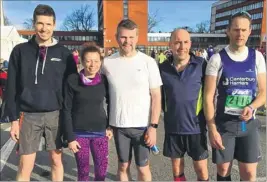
[{"xmin": 1, "ymin": 26, "xmax": 27, "ymax": 61}]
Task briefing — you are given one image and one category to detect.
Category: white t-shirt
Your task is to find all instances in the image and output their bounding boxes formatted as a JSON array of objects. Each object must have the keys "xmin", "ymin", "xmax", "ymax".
[
  {"xmin": 206, "ymin": 45, "xmax": 266, "ymax": 76},
  {"xmin": 103, "ymin": 51, "xmax": 163, "ymax": 127}
]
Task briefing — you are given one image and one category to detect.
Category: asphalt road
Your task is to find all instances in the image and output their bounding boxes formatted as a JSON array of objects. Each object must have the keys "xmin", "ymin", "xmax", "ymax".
[{"xmin": 0, "ymin": 115, "xmax": 266, "ymax": 181}]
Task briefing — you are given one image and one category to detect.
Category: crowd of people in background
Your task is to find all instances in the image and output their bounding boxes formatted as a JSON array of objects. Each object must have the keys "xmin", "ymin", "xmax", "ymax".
[
  {"xmin": 149, "ymin": 44, "xmax": 266, "ymax": 65},
  {"xmin": 0, "ymin": 58, "xmax": 9, "ymax": 122},
  {"xmin": 149, "ymin": 45, "xmax": 215, "ymax": 64}
]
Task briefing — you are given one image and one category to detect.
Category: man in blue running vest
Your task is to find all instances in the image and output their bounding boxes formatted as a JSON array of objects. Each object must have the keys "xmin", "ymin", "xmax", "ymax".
[{"xmin": 204, "ymin": 11, "xmax": 266, "ymax": 181}]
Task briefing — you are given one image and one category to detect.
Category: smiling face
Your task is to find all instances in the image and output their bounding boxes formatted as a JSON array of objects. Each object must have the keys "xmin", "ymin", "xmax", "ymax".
[
  {"xmin": 169, "ymin": 29, "xmax": 191, "ymax": 61},
  {"xmin": 116, "ymin": 27, "xmax": 138, "ymax": 56},
  {"xmin": 82, "ymin": 52, "xmax": 102, "ymax": 77},
  {"xmin": 227, "ymin": 17, "xmax": 251, "ymax": 49},
  {"xmin": 34, "ymin": 15, "xmax": 55, "ymax": 43}
]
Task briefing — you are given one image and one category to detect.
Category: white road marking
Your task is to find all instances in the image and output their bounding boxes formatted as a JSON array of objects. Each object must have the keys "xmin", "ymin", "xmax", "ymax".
[
  {"xmin": 4, "ymin": 126, "xmax": 11, "ymax": 131},
  {"xmin": 256, "ymin": 177, "xmax": 267, "ymax": 181},
  {"xmin": 0, "ymin": 138, "xmax": 16, "ymax": 172},
  {"xmin": 34, "ymin": 163, "xmax": 77, "ymax": 180},
  {"xmin": 2, "ymin": 162, "xmax": 48, "ymax": 181}
]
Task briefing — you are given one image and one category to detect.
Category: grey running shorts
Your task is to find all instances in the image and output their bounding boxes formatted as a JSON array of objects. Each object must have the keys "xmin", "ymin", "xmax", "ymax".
[
  {"xmin": 18, "ymin": 110, "xmax": 62, "ymax": 155},
  {"xmin": 112, "ymin": 127, "xmax": 150, "ymax": 167},
  {"xmin": 212, "ymin": 119, "xmax": 261, "ymax": 164},
  {"xmin": 163, "ymin": 133, "xmax": 208, "ymax": 161}
]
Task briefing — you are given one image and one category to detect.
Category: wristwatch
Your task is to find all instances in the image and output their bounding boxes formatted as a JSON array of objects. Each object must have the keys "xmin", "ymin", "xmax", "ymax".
[
  {"xmin": 150, "ymin": 123, "xmax": 158, "ymax": 128},
  {"xmin": 248, "ymin": 105, "xmax": 254, "ymax": 111}
]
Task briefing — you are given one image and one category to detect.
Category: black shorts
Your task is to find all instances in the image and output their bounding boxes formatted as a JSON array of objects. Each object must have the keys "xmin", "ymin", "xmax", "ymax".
[
  {"xmin": 112, "ymin": 127, "xmax": 150, "ymax": 167},
  {"xmin": 163, "ymin": 133, "xmax": 208, "ymax": 161},
  {"xmin": 212, "ymin": 119, "xmax": 261, "ymax": 164}
]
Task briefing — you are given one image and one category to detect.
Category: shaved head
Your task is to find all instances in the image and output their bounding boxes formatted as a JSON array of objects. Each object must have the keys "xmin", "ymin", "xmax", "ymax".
[
  {"xmin": 169, "ymin": 29, "xmax": 192, "ymax": 62},
  {"xmin": 170, "ymin": 29, "xmax": 191, "ymax": 42}
]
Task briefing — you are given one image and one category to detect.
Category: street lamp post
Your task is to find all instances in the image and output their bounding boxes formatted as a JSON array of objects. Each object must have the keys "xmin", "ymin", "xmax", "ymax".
[
  {"xmin": 102, "ymin": 28, "xmax": 106, "ymax": 48},
  {"xmin": 0, "ymin": 0, "xmax": 4, "ymax": 26}
]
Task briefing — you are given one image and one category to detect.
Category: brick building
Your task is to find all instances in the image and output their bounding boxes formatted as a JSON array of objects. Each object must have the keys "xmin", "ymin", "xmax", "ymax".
[
  {"xmin": 210, "ymin": 0, "xmax": 266, "ymax": 47},
  {"xmin": 98, "ymin": 0, "xmax": 148, "ymax": 52},
  {"xmin": 18, "ymin": 30, "xmax": 102, "ymax": 51}
]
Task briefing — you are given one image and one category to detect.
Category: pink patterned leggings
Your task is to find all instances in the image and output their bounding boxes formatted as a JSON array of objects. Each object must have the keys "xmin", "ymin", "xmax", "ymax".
[{"xmin": 75, "ymin": 137, "xmax": 108, "ymax": 181}]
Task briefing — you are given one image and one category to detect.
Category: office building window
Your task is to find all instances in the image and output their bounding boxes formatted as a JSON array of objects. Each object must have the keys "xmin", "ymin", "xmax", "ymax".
[
  {"xmin": 123, "ymin": 0, "xmax": 128, "ymax": 19},
  {"xmin": 215, "ymin": 20, "xmax": 229, "ymax": 27}
]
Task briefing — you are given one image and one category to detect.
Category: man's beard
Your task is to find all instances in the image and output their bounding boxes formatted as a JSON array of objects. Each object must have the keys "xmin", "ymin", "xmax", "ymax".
[{"xmin": 121, "ymin": 45, "xmax": 132, "ymax": 53}]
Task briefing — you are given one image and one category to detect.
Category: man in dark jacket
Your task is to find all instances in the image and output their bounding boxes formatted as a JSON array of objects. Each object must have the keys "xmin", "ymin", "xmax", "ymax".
[{"xmin": 5, "ymin": 4, "xmax": 76, "ymax": 181}]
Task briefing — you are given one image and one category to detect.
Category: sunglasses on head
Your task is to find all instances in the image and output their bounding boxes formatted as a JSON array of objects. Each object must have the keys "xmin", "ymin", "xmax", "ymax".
[{"xmin": 231, "ymin": 11, "xmax": 252, "ymax": 19}]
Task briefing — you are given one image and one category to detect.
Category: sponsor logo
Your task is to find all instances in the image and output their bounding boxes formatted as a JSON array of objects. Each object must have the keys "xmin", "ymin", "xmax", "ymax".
[
  {"xmin": 224, "ymin": 108, "xmax": 242, "ymax": 115},
  {"xmin": 222, "ymin": 78, "xmax": 229, "ymax": 85},
  {"xmin": 222, "ymin": 77, "xmax": 255, "ymax": 86},
  {"xmin": 51, "ymin": 58, "xmax": 62, "ymax": 62},
  {"xmin": 232, "ymin": 89, "xmax": 251, "ymax": 95}
]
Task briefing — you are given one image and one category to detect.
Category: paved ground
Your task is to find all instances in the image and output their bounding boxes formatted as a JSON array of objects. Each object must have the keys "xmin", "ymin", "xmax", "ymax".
[{"xmin": 0, "ymin": 115, "xmax": 266, "ymax": 181}]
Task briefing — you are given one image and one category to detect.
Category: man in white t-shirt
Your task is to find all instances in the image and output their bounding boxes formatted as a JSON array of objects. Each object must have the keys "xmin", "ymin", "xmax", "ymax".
[
  {"xmin": 103, "ymin": 19, "xmax": 162, "ymax": 181},
  {"xmin": 204, "ymin": 11, "xmax": 266, "ymax": 181}
]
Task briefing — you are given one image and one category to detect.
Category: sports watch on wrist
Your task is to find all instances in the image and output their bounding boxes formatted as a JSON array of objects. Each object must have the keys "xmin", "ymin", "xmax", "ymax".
[
  {"xmin": 149, "ymin": 123, "xmax": 158, "ymax": 128},
  {"xmin": 248, "ymin": 105, "xmax": 254, "ymax": 110}
]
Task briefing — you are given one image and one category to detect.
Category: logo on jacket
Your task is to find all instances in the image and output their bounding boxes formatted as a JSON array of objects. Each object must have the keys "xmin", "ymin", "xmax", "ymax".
[{"xmin": 51, "ymin": 58, "xmax": 62, "ymax": 62}]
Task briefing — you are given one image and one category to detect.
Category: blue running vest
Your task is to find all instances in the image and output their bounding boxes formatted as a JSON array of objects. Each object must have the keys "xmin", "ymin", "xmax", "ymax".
[{"xmin": 216, "ymin": 48, "xmax": 257, "ymax": 122}]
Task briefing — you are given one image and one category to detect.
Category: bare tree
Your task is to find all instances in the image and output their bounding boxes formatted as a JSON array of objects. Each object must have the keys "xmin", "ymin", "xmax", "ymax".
[
  {"xmin": 195, "ymin": 20, "xmax": 210, "ymax": 33},
  {"xmin": 4, "ymin": 16, "xmax": 12, "ymax": 25},
  {"xmin": 23, "ymin": 18, "xmax": 34, "ymax": 30},
  {"xmin": 148, "ymin": 9, "xmax": 163, "ymax": 33},
  {"xmin": 61, "ymin": 5, "xmax": 95, "ymax": 31}
]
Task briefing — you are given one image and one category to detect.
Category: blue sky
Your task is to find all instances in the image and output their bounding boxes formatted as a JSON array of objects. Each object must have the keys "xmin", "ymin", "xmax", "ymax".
[{"xmin": 3, "ymin": 0, "xmax": 216, "ymax": 32}]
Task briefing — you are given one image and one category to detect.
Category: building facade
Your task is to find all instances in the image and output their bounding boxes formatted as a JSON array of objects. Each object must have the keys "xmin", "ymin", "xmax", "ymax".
[
  {"xmin": 98, "ymin": 0, "xmax": 230, "ymax": 55},
  {"xmin": 18, "ymin": 30, "xmax": 102, "ymax": 51},
  {"xmin": 210, "ymin": 0, "xmax": 266, "ymax": 47},
  {"xmin": 98, "ymin": 0, "xmax": 148, "ymax": 52},
  {"xmin": 147, "ymin": 33, "xmax": 228, "ymax": 55}
]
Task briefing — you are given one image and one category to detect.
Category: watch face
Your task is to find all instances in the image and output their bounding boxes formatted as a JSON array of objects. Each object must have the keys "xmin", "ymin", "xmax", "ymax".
[{"xmin": 150, "ymin": 124, "xmax": 158, "ymax": 128}]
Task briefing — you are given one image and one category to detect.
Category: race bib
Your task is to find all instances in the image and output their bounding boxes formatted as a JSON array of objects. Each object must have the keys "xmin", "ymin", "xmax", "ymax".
[{"xmin": 224, "ymin": 89, "xmax": 252, "ymax": 115}]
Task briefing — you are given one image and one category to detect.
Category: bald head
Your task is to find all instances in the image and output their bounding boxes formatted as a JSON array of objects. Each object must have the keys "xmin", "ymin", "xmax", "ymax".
[
  {"xmin": 170, "ymin": 29, "xmax": 191, "ymax": 42},
  {"xmin": 169, "ymin": 29, "xmax": 192, "ymax": 61}
]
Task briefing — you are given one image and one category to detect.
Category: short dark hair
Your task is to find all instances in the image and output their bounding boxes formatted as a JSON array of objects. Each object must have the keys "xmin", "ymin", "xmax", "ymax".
[
  {"xmin": 33, "ymin": 4, "xmax": 56, "ymax": 23},
  {"xmin": 81, "ymin": 42, "xmax": 103, "ymax": 62},
  {"xmin": 116, "ymin": 19, "xmax": 138, "ymax": 35},
  {"xmin": 228, "ymin": 11, "xmax": 252, "ymax": 29}
]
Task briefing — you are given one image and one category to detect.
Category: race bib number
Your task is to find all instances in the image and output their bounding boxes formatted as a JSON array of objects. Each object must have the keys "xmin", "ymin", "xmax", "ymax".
[{"xmin": 224, "ymin": 89, "xmax": 252, "ymax": 115}]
